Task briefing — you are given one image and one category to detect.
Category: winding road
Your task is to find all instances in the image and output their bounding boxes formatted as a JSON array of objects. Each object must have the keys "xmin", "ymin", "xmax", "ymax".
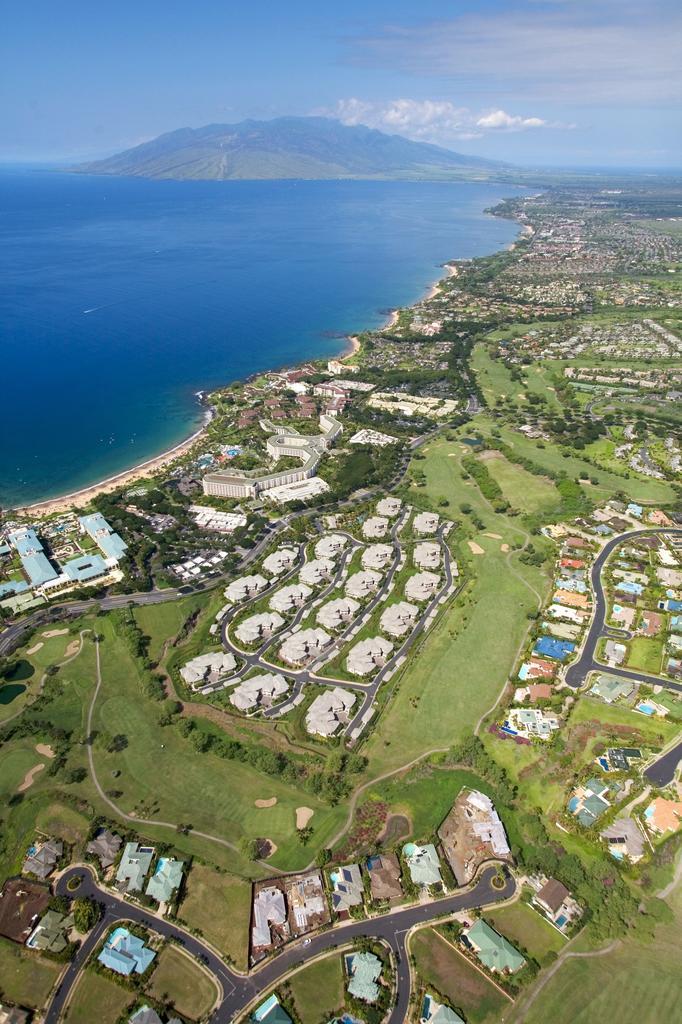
[{"xmin": 47, "ymin": 864, "xmax": 516, "ymax": 1024}]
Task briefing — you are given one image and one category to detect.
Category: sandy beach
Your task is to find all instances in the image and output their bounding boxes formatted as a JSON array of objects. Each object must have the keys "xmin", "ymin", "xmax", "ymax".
[{"xmin": 17, "ymin": 407, "xmax": 213, "ymax": 517}]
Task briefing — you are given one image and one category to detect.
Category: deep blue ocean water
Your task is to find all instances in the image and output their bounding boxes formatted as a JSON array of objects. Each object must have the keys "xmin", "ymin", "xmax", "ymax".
[{"xmin": 0, "ymin": 171, "xmax": 522, "ymax": 507}]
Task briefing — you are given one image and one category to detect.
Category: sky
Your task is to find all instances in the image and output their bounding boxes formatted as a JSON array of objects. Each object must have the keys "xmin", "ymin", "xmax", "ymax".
[{"xmin": 3, "ymin": 0, "xmax": 681, "ymax": 168}]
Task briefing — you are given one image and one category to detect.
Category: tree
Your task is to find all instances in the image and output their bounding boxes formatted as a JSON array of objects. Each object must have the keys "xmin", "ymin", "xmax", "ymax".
[{"xmin": 73, "ymin": 897, "xmax": 101, "ymax": 933}]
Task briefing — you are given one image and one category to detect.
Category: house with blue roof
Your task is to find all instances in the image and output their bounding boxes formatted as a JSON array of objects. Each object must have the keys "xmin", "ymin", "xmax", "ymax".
[
  {"xmin": 145, "ymin": 857, "xmax": 184, "ymax": 903},
  {"xmin": 63, "ymin": 553, "xmax": 109, "ymax": 583},
  {"xmin": 627, "ymin": 503, "xmax": 643, "ymax": 519},
  {"xmin": 661, "ymin": 599, "xmax": 682, "ymax": 613},
  {"xmin": 0, "ymin": 580, "xmax": 29, "ymax": 598},
  {"xmin": 615, "ymin": 580, "xmax": 644, "ymax": 597},
  {"xmin": 671, "ymin": 616, "xmax": 682, "ymax": 634},
  {"xmin": 98, "ymin": 927, "xmax": 155, "ymax": 976},
  {"xmin": 567, "ymin": 778, "xmax": 618, "ymax": 828},
  {"xmin": 252, "ymin": 995, "xmax": 292, "ymax": 1024},
  {"xmin": 8, "ymin": 527, "xmax": 58, "ymax": 588},
  {"xmin": 533, "ymin": 636, "xmax": 576, "ymax": 662},
  {"xmin": 79, "ymin": 513, "xmax": 128, "ymax": 564}
]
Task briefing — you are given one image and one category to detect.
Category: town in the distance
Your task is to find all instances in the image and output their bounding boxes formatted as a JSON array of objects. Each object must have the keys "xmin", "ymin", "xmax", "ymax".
[{"xmin": 1, "ymin": 182, "xmax": 682, "ymax": 1024}]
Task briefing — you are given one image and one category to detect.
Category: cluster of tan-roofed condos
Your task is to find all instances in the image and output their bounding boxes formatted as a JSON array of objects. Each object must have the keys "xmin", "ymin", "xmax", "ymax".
[{"xmin": 180, "ymin": 498, "xmax": 459, "ymax": 742}]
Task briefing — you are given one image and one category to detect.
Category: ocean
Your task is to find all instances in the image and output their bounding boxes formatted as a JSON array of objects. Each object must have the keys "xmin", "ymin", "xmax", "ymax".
[{"xmin": 0, "ymin": 170, "xmax": 523, "ymax": 507}]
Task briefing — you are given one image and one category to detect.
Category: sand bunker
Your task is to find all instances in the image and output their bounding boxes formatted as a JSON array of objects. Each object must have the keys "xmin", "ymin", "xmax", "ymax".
[
  {"xmin": 35, "ymin": 744, "xmax": 55, "ymax": 758},
  {"xmin": 26, "ymin": 643, "xmax": 43, "ymax": 655},
  {"xmin": 484, "ymin": 532, "xmax": 502, "ymax": 540},
  {"xmin": 468, "ymin": 541, "xmax": 485, "ymax": 555},
  {"xmin": 501, "ymin": 543, "xmax": 510, "ymax": 552},
  {"xmin": 18, "ymin": 763, "xmax": 45, "ymax": 793},
  {"xmin": 42, "ymin": 629, "xmax": 68, "ymax": 638},
  {"xmin": 263, "ymin": 840, "xmax": 278, "ymax": 857},
  {"xmin": 296, "ymin": 807, "xmax": 314, "ymax": 829},
  {"xmin": 64, "ymin": 640, "xmax": 81, "ymax": 658},
  {"xmin": 255, "ymin": 797, "xmax": 278, "ymax": 808}
]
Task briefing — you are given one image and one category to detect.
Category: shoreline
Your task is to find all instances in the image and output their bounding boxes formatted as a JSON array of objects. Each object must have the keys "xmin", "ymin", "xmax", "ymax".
[{"xmin": 13, "ymin": 211, "xmax": 519, "ymax": 517}]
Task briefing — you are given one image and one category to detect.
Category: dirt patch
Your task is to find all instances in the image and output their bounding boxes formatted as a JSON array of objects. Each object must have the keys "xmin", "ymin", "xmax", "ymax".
[
  {"xmin": 255, "ymin": 797, "xmax": 278, "ymax": 808},
  {"xmin": 26, "ymin": 643, "xmax": 43, "ymax": 655},
  {"xmin": 478, "ymin": 450, "xmax": 502, "ymax": 461},
  {"xmin": 18, "ymin": 763, "xmax": 45, "ymax": 792},
  {"xmin": 378, "ymin": 814, "xmax": 411, "ymax": 845},
  {"xmin": 35, "ymin": 744, "xmax": 55, "ymax": 758},
  {"xmin": 64, "ymin": 639, "xmax": 81, "ymax": 658},
  {"xmin": 42, "ymin": 629, "xmax": 68, "ymax": 638},
  {"xmin": 296, "ymin": 807, "xmax": 314, "ymax": 829},
  {"xmin": 484, "ymin": 532, "xmax": 502, "ymax": 540},
  {"xmin": 468, "ymin": 541, "xmax": 485, "ymax": 555},
  {"xmin": 501, "ymin": 543, "xmax": 510, "ymax": 552}
]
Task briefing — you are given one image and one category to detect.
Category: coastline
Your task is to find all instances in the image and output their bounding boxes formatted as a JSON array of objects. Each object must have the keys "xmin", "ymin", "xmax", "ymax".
[{"xmin": 15, "ymin": 211, "xmax": 519, "ymax": 517}]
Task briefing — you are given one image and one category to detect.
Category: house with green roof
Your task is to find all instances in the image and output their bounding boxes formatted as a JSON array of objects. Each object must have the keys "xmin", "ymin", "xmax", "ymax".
[
  {"xmin": 145, "ymin": 857, "xmax": 184, "ymax": 903},
  {"xmin": 116, "ymin": 842, "xmax": 155, "ymax": 893},
  {"xmin": 568, "ymin": 777, "xmax": 617, "ymax": 827},
  {"xmin": 589, "ymin": 674, "xmax": 635, "ymax": 704},
  {"xmin": 251, "ymin": 995, "xmax": 292, "ymax": 1024},
  {"xmin": 421, "ymin": 993, "xmax": 465, "ymax": 1024},
  {"xmin": 345, "ymin": 951, "xmax": 383, "ymax": 1002},
  {"xmin": 26, "ymin": 909, "xmax": 75, "ymax": 954},
  {"xmin": 464, "ymin": 920, "xmax": 526, "ymax": 974},
  {"xmin": 402, "ymin": 843, "xmax": 442, "ymax": 887}
]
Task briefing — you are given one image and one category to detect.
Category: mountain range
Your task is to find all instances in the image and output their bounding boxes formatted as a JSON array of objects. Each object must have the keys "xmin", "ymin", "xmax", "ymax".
[{"xmin": 75, "ymin": 116, "xmax": 508, "ymax": 182}]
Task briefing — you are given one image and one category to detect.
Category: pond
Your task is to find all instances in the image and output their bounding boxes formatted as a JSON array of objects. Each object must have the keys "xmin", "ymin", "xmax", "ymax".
[{"xmin": 0, "ymin": 684, "xmax": 27, "ymax": 705}]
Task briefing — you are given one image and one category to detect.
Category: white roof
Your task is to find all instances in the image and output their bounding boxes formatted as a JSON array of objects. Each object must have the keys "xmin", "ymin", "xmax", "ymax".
[
  {"xmin": 315, "ymin": 534, "xmax": 348, "ymax": 559},
  {"xmin": 235, "ymin": 611, "xmax": 285, "ymax": 644},
  {"xmin": 361, "ymin": 544, "xmax": 394, "ymax": 570},
  {"xmin": 346, "ymin": 569, "xmax": 382, "ymax": 599},
  {"xmin": 413, "ymin": 512, "xmax": 439, "ymax": 534},
  {"xmin": 305, "ymin": 686, "xmax": 357, "ymax": 736},
  {"xmin": 229, "ymin": 672, "xmax": 289, "ymax": 711},
  {"xmin": 262, "ymin": 546, "xmax": 298, "ymax": 576},
  {"xmin": 224, "ymin": 574, "xmax": 268, "ymax": 602},
  {"xmin": 299, "ymin": 558, "xmax": 335, "ymax": 585},
  {"xmin": 279, "ymin": 628, "xmax": 331, "ymax": 665},
  {"xmin": 405, "ymin": 571, "xmax": 440, "ymax": 602},
  {"xmin": 180, "ymin": 651, "xmax": 237, "ymax": 685},
  {"xmin": 252, "ymin": 886, "xmax": 287, "ymax": 948},
  {"xmin": 376, "ymin": 497, "xmax": 402, "ymax": 517},
  {"xmin": 380, "ymin": 600, "xmax": 419, "ymax": 637},
  {"xmin": 347, "ymin": 635, "xmax": 394, "ymax": 676},
  {"xmin": 363, "ymin": 516, "xmax": 389, "ymax": 539},
  {"xmin": 270, "ymin": 583, "xmax": 313, "ymax": 613},
  {"xmin": 414, "ymin": 541, "xmax": 441, "ymax": 569},
  {"xmin": 317, "ymin": 597, "xmax": 360, "ymax": 630}
]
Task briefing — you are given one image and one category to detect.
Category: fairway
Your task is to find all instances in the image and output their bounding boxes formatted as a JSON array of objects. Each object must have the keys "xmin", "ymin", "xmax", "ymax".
[
  {"xmin": 65, "ymin": 968, "xmax": 133, "ymax": 1024},
  {"xmin": 288, "ymin": 954, "xmax": 345, "ymax": 1023},
  {"xmin": 146, "ymin": 944, "xmax": 219, "ymax": 1019},
  {"xmin": 478, "ymin": 451, "xmax": 558, "ymax": 514},
  {"xmin": 177, "ymin": 863, "xmax": 252, "ymax": 970},
  {"xmin": 411, "ymin": 927, "xmax": 509, "ymax": 1024}
]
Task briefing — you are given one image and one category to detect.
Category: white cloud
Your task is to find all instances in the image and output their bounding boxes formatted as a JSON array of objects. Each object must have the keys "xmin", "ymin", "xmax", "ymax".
[
  {"xmin": 323, "ymin": 98, "xmax": 554, "ymax": 145},
  {"xmin": 345, "ymin": 3, "xmax": 682, "ymax": 105}
]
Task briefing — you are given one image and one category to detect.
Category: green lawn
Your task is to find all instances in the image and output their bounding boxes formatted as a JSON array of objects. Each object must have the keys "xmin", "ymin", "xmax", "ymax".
[
  {"xmin": 134, "ymin": 595, "xmax": 206, "ymax": 663},
  {"xmin": 411, "ymin": 927, "xmax": 509, "ymax": 1024},
  {"xmin": 65, "ymin": 968, "xmax": 133, "ymax": 1024},
  {"xmin": 177, "ymin": 863, "xmax": 252, "ymax": 970},
  {"xmin": 146, "ymin": 944, "xmax": 219, "ymax": 1020},
  {"xmin": 522, "ymin": 897, "xmax": 682, "ymax": 1024},
  {"xmin": 288, "ymin": 954, "xmax": 346, "ymax": 1024},
  {"xmin": 486, "ymin": 901, "xmax": 566, "ymax": 965},
  {"xmin": 0, "ymin": 936, "xmax": 63, "ymax": 1010},
  {"xmin": 626, "ymin": 636, "xmax": 664, "ymax": 676},
  {"xmin": 571, "ymin": 697, "xmax": 676, "ymax": 747}
]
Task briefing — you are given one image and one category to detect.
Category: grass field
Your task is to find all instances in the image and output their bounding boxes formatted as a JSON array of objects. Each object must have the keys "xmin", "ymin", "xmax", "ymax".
[
  {"xmin": 146, "ymin": 944, "xmax": 219, "ymax": 1020},
  {"xmin": 0, "ymin": 936, "xmax": 63, "ymax": 1010},
  {"xmin": 65, "ymin": 968, "xmax": 133, "ymax": 1024},
  {"xmin": 411, "ymin": 927, "xmax": 509, "ymax": 1024},
  {"xmin": 177, "ymin": 863, "xmax": 252, "ymax": 970},
  {"xmin": 570, "ymin": 697, "xmax": 677, "ymax": 747},
  {"xmin": 626, "ymin": 636, "xmax": 664, "ymax": 676},
  {"xmin": 134, "ymin": 594, "xmax": 206, "ymax": 663},
  {"xmin": 288, "ymin": 954, "xmax": 346, "ymax": 1023},
  {"xmin": 478, "ymin": 451, "xmax": 559, "ymax": 514},
  {"xmin": 486, "ymin": 901, "xmax": 566, "ymax": 965},
  {"xmin": 521, "ymin": 887, "xmax": 682, "ymax": 1024}
]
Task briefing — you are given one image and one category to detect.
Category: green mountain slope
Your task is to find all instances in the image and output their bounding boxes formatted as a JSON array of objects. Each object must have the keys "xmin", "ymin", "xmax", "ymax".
[{"xmin": 75, "ymin": 116, "xmax": 509, "ymax": 181}]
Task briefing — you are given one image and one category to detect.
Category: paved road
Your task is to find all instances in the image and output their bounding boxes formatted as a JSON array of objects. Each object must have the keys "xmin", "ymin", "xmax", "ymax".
[
  {"xmin": 47, "ymin": 864, "xmax": 514, "ymax": 1024},
  {"xmin": 564, "ymin": 527, "xmax": 682, "ymax": 694},
  {"xmin": 644, "ymin": 740, "xmax": 682, "ymax": 787}
]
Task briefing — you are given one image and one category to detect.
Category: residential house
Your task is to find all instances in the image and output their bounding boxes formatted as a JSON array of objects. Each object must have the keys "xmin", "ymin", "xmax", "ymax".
[
  {"xmin": 262, "ymin": 546, "xmax": 298, "ymax": 577},
  {"xmin": 504, "ymin": 707, "xmax": 560, "ymax": 740},
  {"xmin": 413, "ymin": 512, "xmax": 439, "ymax": 535},
  {"xmin": 179, "ymin": 651, "xmax": 237, "ymax": 687},
  {"xmin": 145, "ymin": 858, "xmax": 184, "ymax": 904},
  {"xmin": 22, "ymin": 839, "xmax": 62, "ymax": 881},
  {"xmin": 402, "ymin": 843, "xmax": 442, "ymax": 887},
  {"xmin": 362, "ymin": 516, "xmax": 389, "ymax": 539},
  {"xmin": 644, "ymin": 797, "xmax": 682, "ymax": 836},
  {"xmin": 235, "ymin": 612, "xmax": 285, "ymax": 645},
  {"xmin": 314, "ymin": 534, "xmax": 348, "ymax": 559},
  {"xmin": 589, "ymin": 674, "xmax": 635, "ymax": 704},
  {"xmin": 230, "ymin": 673, "xmax": 289, "ymax": 712},
  {"xmin": 98, "ymin": 927, "xmax": 155, "ymax": 976},
  {"xmin": 317, "ymin": 597, "xmax": 360, "ymax": 630},
  {"xmin": 420, "ymin": 994, "xmax": 464, "ymax": 1024},
  {"xmin": 376, "ymin": 497, "xmax": 402, "ymax": 517},
  {"xmin": 414, "ymin": 542, "xmax": 441, "ymax": 570},
  {"xmin": 366, "ymin": 853, "xmax": 403, "ymax": 901},
  {"xmin": 600, "ymin": 818, "xmax": 646, "ymax": 863},
  {"xmin": 0, "ymin": 878, "xmax": 50, "ymax": 944},
  {"xmin": 305, "ymin": 688, "xmax": 356, "ymax": 737},
  {"xmin": 345, "ymin": 951, "xmax": 382, "ymax": 1003},
  {"xmin": 553, "ymin": 589, "xmax": 588, "ymax": 610},
  {"xmin": 224, "ymin": 574, "xmax": 268, "ymax": 603},
  {"xmin": 568, "ymin": 778, "xmax": 615, "ymax": 827},
  {"xmin": 532, "ymin": 878, "xmax": 582, "ymax": 931},
  {"xmin": 517, "ymin": 659, "xmax": 556, "ymax": 681},
  {"xmin": 86, "ymin": 828, "xmax": 122, "ymax": 870},
  {"xmin": 26, "ymin": 908, "xmax": 75, "ymax": 954},
  {"xmin": 380, "ymin": 600, "xmax": 419, "ymax": 638},
  {"xmin": 115, "ymin": 843, "xmax": 154, "ymax": 893},
  {"xmin": 361, "ymin": 544, "xmax": 394, "ymax": 570},
  {"xmin": 251, "ymin": 887, "xmax": 287, "ymax": 950},
  {"xmin": 533, "ymin": 636, "xmax": 575, "ymax": 662},
  {"xmin": 345, "ymin": 570, "xmax": 382, "ymax": 600},
  {"xmin": 279, "ymin": 628, "xmax": 331, "ymax": 666},
  {"xmin": 251, "ymin": 995, "xmax": 292, "ymax": 1024},
  {"xmin": 269, "ymin": 583, "xmax": 312, "ymax": 613},
  {"xmin": 604, "ymin": 640, "xmax": 627, "ymax": 667},
  {"xmin": 330, "ymin": 864, "xmax": 364, "ymax": 914},
  {"xmin": 405, "ymin": 571, "xmax": 440, "ymax": 603},
  {"xmin": 464, "ymin": 920, "xmax": 526, "ymax": 974},
  {"xmin": 0, "ymin": 1006, "xmax": 30, "ymax": 1024}
]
